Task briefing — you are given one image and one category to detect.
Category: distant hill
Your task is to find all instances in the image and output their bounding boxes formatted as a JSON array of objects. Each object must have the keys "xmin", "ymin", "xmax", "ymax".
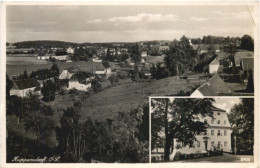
[{"xmin": 13, "ymin": 40, "xmax": 78, "ymax": 49}]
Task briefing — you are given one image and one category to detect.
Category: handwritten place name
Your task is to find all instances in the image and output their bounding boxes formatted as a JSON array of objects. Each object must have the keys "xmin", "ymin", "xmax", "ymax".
[{"xmin": 12, "ymin": 156, "xmax": 60, "ymax": 163}]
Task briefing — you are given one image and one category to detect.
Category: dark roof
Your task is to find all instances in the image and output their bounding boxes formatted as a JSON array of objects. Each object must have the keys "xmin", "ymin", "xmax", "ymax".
[
  {"xmin": 14, "ymin": 78, "xmax": 38, "ymax": 90},
  {"xmin": 199, "ymin": 44, "xmax": 209, "ymax": 50},
  {"xmin": 70, "ymin": 72, "xmax": 91, "ymax": 83},
  {"xmin": 241, "ymin": 57, "xmax": 254, "ymax": 70},
  {"xmin": 94, "ymin": 62, "xmax": 105, "ymax": 71},
  {"xmin": 212, "ymin": 106, "xmax": 226, "ymax": 112},
  {"xmin": 197, "ymin": 74, "xmax": 231, "ymax": 96},
  {"xmin": 235, "ymin": 51, "xmax": 254, "ymax": 65},
  {"xmin": 54, "ymin": 51, "xmax": 68, "ymax": 56},
  {"xmin": 212, "ymin": 44, "xmax": 220, "ymax": 50},
  {"xmin": 191, "ymin": 44, "xmax": 200, "ymax": 50},
  {"xmin": 67, "ymin": 66, "xmax": 80, "ymax": 73},
  {"xmin": 38, "ymin": 52, "xmax": 46, "ymax": 56},
  {"xmin": 32, "ymin": 69, "xmax": 53, "ymax": 80}
]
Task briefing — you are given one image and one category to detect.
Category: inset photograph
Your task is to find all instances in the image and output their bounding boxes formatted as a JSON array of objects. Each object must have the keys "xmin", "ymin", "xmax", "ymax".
[{"xmin": 151, "ymin": 97, "xmax": 254, "ymax": 162}]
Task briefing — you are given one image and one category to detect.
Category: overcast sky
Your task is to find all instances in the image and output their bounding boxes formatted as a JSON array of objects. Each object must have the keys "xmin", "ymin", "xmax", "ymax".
[{"xmin": 7, "ymin": 5, "xmax": 255, "ymax": 43}]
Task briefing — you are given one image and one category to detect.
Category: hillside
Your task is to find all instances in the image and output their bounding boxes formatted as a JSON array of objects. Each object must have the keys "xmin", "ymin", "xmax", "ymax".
[
  {"xmin": 13, "ymin": 40, "xmax": 78, "ymax": 48},
  {"xmin": 47, "ymin": 74, "xmax": 207, "ymax": 123}
]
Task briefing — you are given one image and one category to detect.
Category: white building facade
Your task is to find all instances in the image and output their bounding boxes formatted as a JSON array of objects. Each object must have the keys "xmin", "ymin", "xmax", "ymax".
[{"xmin": 152, "ymin": 106, "xmax": 232, "ymax": 160}]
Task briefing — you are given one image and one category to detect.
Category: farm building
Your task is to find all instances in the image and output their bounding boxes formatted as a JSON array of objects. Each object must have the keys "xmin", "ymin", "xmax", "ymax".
[
  {"xmin": 92, "ymin": 56, "xmax": 102, "ymax": 63},
  {"xmin": 234, "ymin": 50, "xmax": 253, "ymax": 67},
  {"xmin": 59, "ymin": 66, "xmax": 80, "ymax": 80},
  {"xmin": 212, "ymin": 44, "xmax": 220, "ymax": 52},
  {"xmin": 10, "ymin": 78, "xmax": 41, "ymax": 97},
  {"xmin": 68, "ymin": 72, "xmax": 92, "ymax": 91},
  {"xmin": 190, "ymin": 74, "xmax": 231, "ymax": 97},
  {"xmin": 159, "ymin": 46, "xmax": 169, "ymax": 52},
  {"xmin": 6, "ymin": 48, "xmax": 34, "ymax": 54},
  {"xmin": 141, "ymin": 52, "xmax": 148, "ymax": 57},
  {"xmin": 209, "ymin": 57, "xmax": 223, "ymax": 74},
  {"xmin": 66, "ymin": 47, "xmax": 75, "ymax": 54},
  {"xmin": 145, "ymin": 55, "xmax": 165, "ymax": 66},
  {"xmin": 94, "ymin": 62, "xmax": 106, "ymax": 75},
  {"xmin": 37, "ymin": 52, "xmax": 51, "ymax": 60},
  {"xmin": 126, "ymin": 58, "xmax": 135, "ymax": 67},
  {"xmin": 52, "ymin": 51, "xmax": 69, "ymax": 61}
]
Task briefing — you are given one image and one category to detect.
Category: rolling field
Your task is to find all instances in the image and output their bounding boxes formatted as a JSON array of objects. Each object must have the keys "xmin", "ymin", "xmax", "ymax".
[
  {"xmin": 6, "ymin": 55, "xmax": 94, "ymax": 78},
  {"xmin": 47, "ymin": 74, "xmax": 207, "ymax": 123}
]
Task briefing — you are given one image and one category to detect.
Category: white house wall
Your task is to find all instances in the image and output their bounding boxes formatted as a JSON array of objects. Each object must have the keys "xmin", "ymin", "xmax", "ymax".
[
  {"xmin": 10, "ymin": 87, "xmax": 40, "ymax": 98},
  {"xmin": 68, "ymin": 81, "xmax": 91, "ymax": 91},
  {"xmin": 209, "ymin": 64, "xmax": 220, "ymax": 74},
  {"xmin": 190, "ymin": 89, "xmax": 204, "ymax": 97}
]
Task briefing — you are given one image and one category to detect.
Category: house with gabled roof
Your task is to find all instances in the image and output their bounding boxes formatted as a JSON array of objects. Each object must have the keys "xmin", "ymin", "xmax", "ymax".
[
  {"xmin": 37, "ymin": 52, "xmax": 51, "ymax": 60},
  {"xmin": 68, "ymin": 72, "xmax": 92, "ymax": 91},
  {"xmin": 190, "ymin": 74, "xmax": 231, "ymax": 97},
  {"xmin": 234, "ymin": 50, "xmax": 253, "ymax": 67},
  {"xmin": 51, "ymin": 51, "xmax": 69, "ymax": 61},
  {"xmin": 59, "ymin": 66, "xmax": 80, "ymax": 81},
  {"xmin": 10, "ymin": 78, "xmax": 41, "ymax": 97}
]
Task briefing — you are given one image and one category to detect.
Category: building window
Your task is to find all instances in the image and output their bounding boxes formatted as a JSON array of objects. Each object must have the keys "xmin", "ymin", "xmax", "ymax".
[
  {"xmin": 204, "ymin": 130, "xmax": 207, "ymax": 135},
  {"xmin": 224, "ymin": 120, "xmax": 227, "ymax": 124},
  {"xmin": 218, "ymin": 130, "xmax": 221, "ymax": 136},
  {"xmin": 204, "ymin": 119, "xmax": 207, "ymax": 124},
  {"xmin": 224, "ymin": 130, "xmax": 227, "ymax": 136},
  {"xmin": 217, "ymin": 120, "xmax": 220, "ymax": 124},
  {"xmin": 197, "ymin": 141, "xmax": 200, "ymax": 147},
  {"xmin": 217, "ymin": 113, "xmax": 220, "ymax": 115},
  {"xmin": 224, "ymin": 141, "xmax": 227, "ymax": 147},
  {"xmin": 218, "ymin": 141, "xmax": 221, "ymax": 147},
  {"xmin": 211, "ymin": 120, "xmax": 214, "ymax": 124},
  {"xmin": 211, "ymin": 141, "xmax": 214, "ymax": 147},
  {"xmin": 211, "ymin": 130, "xmax": 214, "ymax": 136}
]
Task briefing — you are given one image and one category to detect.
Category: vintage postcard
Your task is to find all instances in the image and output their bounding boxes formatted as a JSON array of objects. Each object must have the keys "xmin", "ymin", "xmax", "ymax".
[{"xmin": 0, "ymin": 1, "xmax": 258, "ymax": 168}]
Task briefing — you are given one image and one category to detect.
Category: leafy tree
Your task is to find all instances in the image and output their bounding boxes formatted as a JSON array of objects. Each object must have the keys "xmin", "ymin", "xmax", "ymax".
[
  {"xmin": 164, "ymin": 36, "xmax": 197, "ymax": 76},
  {"xmin": 56, "ymin": 106, "xmax": 81, "ymax": 162},
  {"xmin": 109, "ymin": 74, "xmax": 119, "ymax": 86},
  {"xmin": 246, "ymin": 70, "xmax": 254, "ymax": 93},
  {"xmin": 121, "ymin": 53, "xmax": 129, "ymax": 62},
  {"xmin": 50, "ymin": 63, "xmax": 60, "ymax": 77},
  {"xmin": 240, "ymin": 35, "xmax": 254, "ymax": 51},
  {"xmin": 150, "ymin": 63, "xmax": 170, "ymax": 79},
  {"xmin": 228, "ymin": 98, "xmax": 254, "ymax": 154},
  {"xmin": 130, "ymin": 43, "xmax": 141, "ymax": 64},
  {"xmin": 6, "ymin": 74, "xmax": 13, "ymax": 97},
  {"xmin": 6, "ymin": 96, "xmax": 24, "ymax": 124},
  {"xmin": 151, "ymin": 98, "xmax": 214, "ymax": 161},
  {"xmin": 102, "ymin": 60, "xmax": 110, "ymax": 68},
  {"xmin": 223, "ymin": 37, "xmax": 238, "ymax": 75},
  {"xmin": 23, "ymin": 94, "xmax": 54, "ymax": 142},
  {"xmin": 91, "ymin": 79, "xmax": 102, "ymax": 93},
  {"xmin": 41, "ymin": 80, "xmax": 56, "ymax": 102},
  {"xmin": 23, "ymin": 70, "xmax": 28, "ymax": 79}
]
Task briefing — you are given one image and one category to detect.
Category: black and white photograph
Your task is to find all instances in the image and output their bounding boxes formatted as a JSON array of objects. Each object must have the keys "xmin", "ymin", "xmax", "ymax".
[
  {"xmin": 151, "ymin": 97, "xmax": 254, "ymax": 163},
  {"xmin": 1, "ymin": 2, "xmax": 258, "ymax": 166}
]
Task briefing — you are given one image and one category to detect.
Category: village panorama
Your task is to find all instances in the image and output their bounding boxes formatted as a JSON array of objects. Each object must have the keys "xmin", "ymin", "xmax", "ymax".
[{"xmin": 6, "ymin": 34, "xmax": 254, "ymax": 163}]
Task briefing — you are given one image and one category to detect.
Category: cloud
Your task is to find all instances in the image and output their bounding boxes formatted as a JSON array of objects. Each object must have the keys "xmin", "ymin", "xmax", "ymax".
[
  {"xmin": 108, "ymin": 13, "xmax": 179, "ymax": 24},
  {"xmin": 190, "ymin": 17, "xmax": 208, "ymax": 22},
  {"xmin": 87, "ymin": 19, "xmax": 103, "ymax": 23}
]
